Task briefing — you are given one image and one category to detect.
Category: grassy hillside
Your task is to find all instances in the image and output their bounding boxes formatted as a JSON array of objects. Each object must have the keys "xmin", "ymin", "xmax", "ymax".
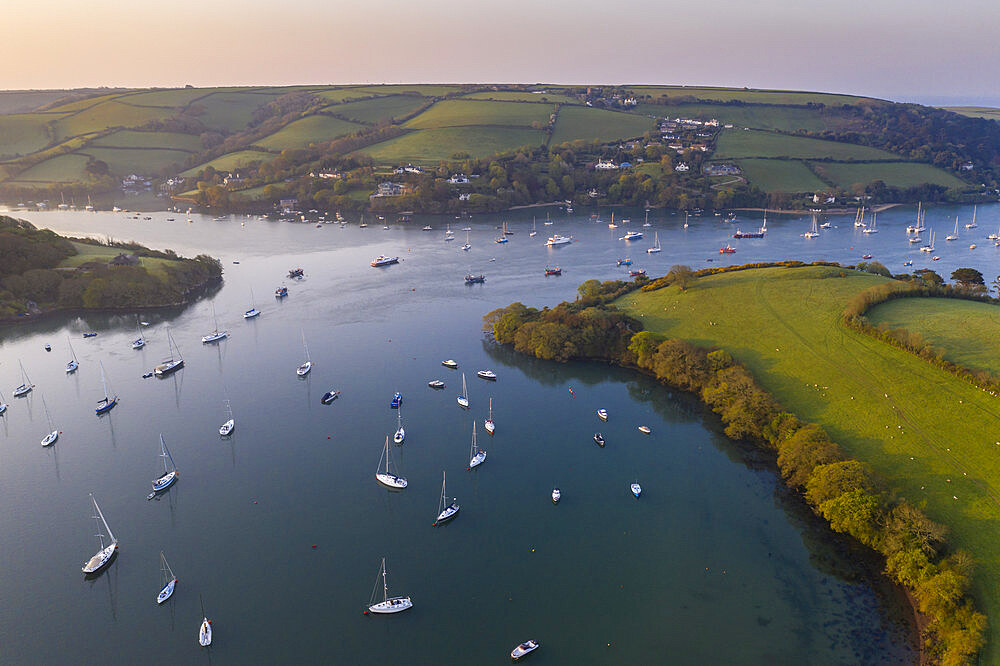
[
  {"xmin": 735, "ymin": 158, "xmax": 827, "ymax": 192},
  {"xmin": 359, "ymin": 127, "xmax": 546, "ymax": 164},
  {"xmin": 550, "ymin": 106, "xmax": 653, "ymax": 145},
  {"xmin": 328, "ymin": 95, "xmax": 429, "ymax": 124},
  {"xmin": 814, "ymin": 161, "xmax": 966, "ymax": 189},
  {"xmin": 0, "ymin": 114, "xmax": 62, "ymax": 158},
  {"xmin": 256, "ymin": 115, "xmax": 365, "ymax": 151},
  {"xmin": 180, "ymin": 149, "xmax": 272, "ymax": 176},
  {"xmin": 638, "ymin": 103, "xmax": 855, "ymax": 134},
  {"xmin": 89, "ymin": 130, "xmax": 205, "ymax": 152},
  {"xmin": 629, "ymin": 85, "xmax": 867, "ymax": 105},
  {"xmin": 618, "ymin": 266, "xmax": 1000, "ymax": 661},
  {"xmin": 715, "ymin": 128, "xmax": 900, "ymax": 160},
  {"xmin": 943, "ymin": 107, "xmax": 1000, "ymax": 121},
  {"xmin": 461, "ymin": 91, "xmax": 580, "ymax": 104},
  {"xmin": 868, "ymin": 297, "xmax": 1000, "ymax": 375},
  {"xmin": 404, "ymin": 99, "xmax": 554, "ymax": 129}
]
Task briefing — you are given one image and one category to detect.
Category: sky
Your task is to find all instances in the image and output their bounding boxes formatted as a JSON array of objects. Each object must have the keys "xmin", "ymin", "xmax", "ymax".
[{"xmin": 3, "ymin": 0, "xmax": 999, "ymax": 105}]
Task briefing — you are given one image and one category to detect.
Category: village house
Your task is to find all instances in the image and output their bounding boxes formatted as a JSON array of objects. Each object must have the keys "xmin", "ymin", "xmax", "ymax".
[
  {"xmin": 675, "ymin": 162, "xmax": 690, "ymax": 172},
  {"xmin": 448, "ymin": 174, "xmax": 470, "ymax": 184},
  {"xmin": 393, "ymin": 164, "xmax": 425, "ymax": 175},
  {"xmin": 703, "ymin": 164, "xmax": 741, "ymax": 176},
  {"xmin": 813, "ymin": 193, "xmax": 837, "ymax": 204},
  {"xmin": 279, "ymin": 198, "xmax": 298, "ymax": 214},
  {"xmin": 109, "ymin": 253, "xmax": 140, "ymax": 267},
  {"xmin": 594, "ymin": 160, "xmax": 619, "ymax": 171},
  {"xmin": 372, "ymin": 182, "xmax": 413, "ymax": 198}
]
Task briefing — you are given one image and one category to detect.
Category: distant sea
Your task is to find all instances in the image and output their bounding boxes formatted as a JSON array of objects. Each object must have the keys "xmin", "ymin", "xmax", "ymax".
[{"xmin": 896, "ymin": 94, "xmax": 1000, "ymax": 109}]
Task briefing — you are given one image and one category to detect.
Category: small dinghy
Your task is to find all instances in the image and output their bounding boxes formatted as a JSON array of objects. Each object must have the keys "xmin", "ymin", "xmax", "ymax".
[
  {"xmin": 442, "ymin": 359, "xmax": 458, "ymax": 369},
  {"xmin": 638, "ymin": 425, "xmax": 651, "ymax": 434},
  {"xmin": 597, "ymin": 408, "xmax": 608, "ymax": 421},
  {"xmin": 433, "ymin": 471, "xmax": 460, "ymax": 525},
  {"xmin": 393, "ymin": 409, "xmax": 405, "ymax": 444},
  {"xmin": 551, "ymin": 488, "xmax": 561, "ymax": 504},
  {"xmin": 44, "ymin": 343, "xmax": 51, "ymax": 352},
  {"xmin": 631, "ymin": 482, "xmax": 642, "ymax": 498},
  {"xmin": 321, "ymin": 390, "xmax": 341, "ymax": 404},
  {"xmin": 511, "ymin": 640, "xmax": 540, "ymax": 661},
  {"xmin": 83, "ymin": 332, "xmax": 98, "ymax": 338},
  {"xmin": 427, "ymin": 380, "xmax": 445, "ymax": 389},
  {"xmin": 594, "ymin": 433, "xmax": 605, "ymax": 447},
  {"xmin": 476, "ymin": 369, "xmax": 497, "ymax": 380}
]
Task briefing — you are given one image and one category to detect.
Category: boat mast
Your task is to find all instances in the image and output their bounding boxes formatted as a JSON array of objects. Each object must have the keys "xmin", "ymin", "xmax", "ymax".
[
  {"xmin": 42, "ymin": 394, "xmax": 54, "ymax": 430},
  {"xmin": 302, "ymin": 330, "xmax": 310, "ymax": 362},
  {"xmin": 100, "ymin": 361, "xmax": 109, "ymax": 401},
  {"xmin": 471, "ymin": 421, "xmax": 478, "ymax": 457},
  {"xmin": 91, "ymin": 493, "xmax": 115, "ymax": 545},
  {"xmin": 381, "ymin": 557, "xmax": 389, "ymax": 603},
  {"xmin": 68, "ymin": 336, "xmax": 77, "ymax": 361}
]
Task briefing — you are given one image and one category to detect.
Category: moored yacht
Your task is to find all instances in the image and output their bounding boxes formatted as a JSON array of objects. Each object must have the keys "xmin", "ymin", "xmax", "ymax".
[
  {"xmin": 82, "ymin": 494, "xmax": 118, "ymax": 574},
  {"xmin": 511, "ymin": 641, "xmax": 540, "ymax": 661},
  {"xmin": 545, "ymin": 234, "xmax": 572, "ymax": 246},
  {"xmin": 371, "ymin": 255, "xmax": 400, "ymax": 267}
]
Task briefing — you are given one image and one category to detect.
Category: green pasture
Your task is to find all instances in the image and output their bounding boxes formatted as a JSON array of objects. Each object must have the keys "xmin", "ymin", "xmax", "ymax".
[
  {"xmin": 814, "ymin": 161, "xmax": 967, "ymax": 189},
  {"xmin": 868, "ymin": 297, "xmax": 1000, "ymax": 375},
  {"xmin": 461, "ymin": 91, "xmax": 580, "ymax": 104},
  {"xmin": 77, "ymin": 147, "xmax": 192, "ymax": 175},
  {"xmin": 8, "ymin": 153, "xmax": 91, "ymax": 183},
  {"xmin": 942, "ymin": 107, "xmax": 1000, "ymax": 121},
  {"xmin": 359, "ymin": 127, "xmax": 546, "ymax": 164},
  {"xmin": 191, "ymin": 91, "xmax": 284, "ymax": 131},
  {"xmin": 330, "ymin": 95, "xmax": 430, "ymax": 124},
  {"xmin": 90, "ymin": 130, "xmax": 203, "ymax": 152},
  {"xmin": 0, "ymin": 90, "xmax": 74, "ymax": 115},
  {"xmin": 59, "ymin": 241, "xmax": 175, "ymax": 278},
  {"xmin": 404, "ymin": 99, "xmax": 554, "ymax": 130},
  {"xmin": 550, "ymin": 106, "xmax": 653, "ymax": 145},
  {"xmin": 639, "ymin": 103, "xmax": 857, "ymax": 133},
  {"xmin": 0, "ymin": 114, "xmax": 60, "ymax": 158},
  {"xmin": 627, "ymin": 85, "xmax": 867, "ymax": 106},
  {"xmin": 618, "ymin": 266, "xmax": 1000, "ymax": 661},
  {"xmin": 715, "ymin": 129, "xmax": 901, "ymax": 160},
  {"xmin": 256, "ymin": 115, "xmax": 365, "ymax": 151},
  {"xmin": 122, "ymin": 88, "xmax": 222, "ymax": 108},
  {"xmin": 735, "ymin": 158, "xmax": 827, "ymax": 192},
  {"xmin": 314, "ymin": 88, "xmax": 379, "ymax": 104},
  {"xmin": 53, "ymin": 101, "xmax": 176, "ymax": 141},
  {"xmin": 180, "ymin": 150, "xmax": 273, "ymax": 176},
  {"xmin": 346, "ymin": 84, "xmax": 468, "ymax": 97},
  {"xmin": 46, "ymin": 92, "xmax": 128, "ymax": 114}
]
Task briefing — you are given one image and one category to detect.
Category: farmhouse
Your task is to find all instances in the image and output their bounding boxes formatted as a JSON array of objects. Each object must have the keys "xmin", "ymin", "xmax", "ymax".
[
  {"xmin": 109, "ymin": 253, "xmax": 140, "ymax": 267},
  {"xmin": 594, "ymin": 160, "xmax": 619, "ymax": 170},
  {"xmin": 279, "ymin": 198, "xmax": 298, "ymax": 213},
  {"xmin": 448, "ymin": 174, "xmax": 470, "ymax": 184},
  {"xmin": 675, "ymin": 162, "xmax": 690, "ymax": 172},
  {"xmin": 372, "ymin": 182, "xmax": 414, "ymax": 198},
  {"xmin": 393, "ymin": 164, "xmax": 425, "ymax": 175}
]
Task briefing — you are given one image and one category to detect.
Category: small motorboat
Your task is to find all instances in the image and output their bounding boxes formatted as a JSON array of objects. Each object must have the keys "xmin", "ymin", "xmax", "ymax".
[
  {"xmin": 390, "ymin": 392, "xmax": 402, "ymax": 409},
  {"xmin": 465, "ymin": 273, "xmax": 486, "ymax": 284},
  {"xmin": 638, "ymin": 425, "xmax": 651, "ymax": 434},
  {"xmin": 616, "ymin": 258, "xmax": 632, "ymax": 266},
  {"xmin": 720, "ymin": 245, "xmax": 736, "ymax": 254},
  {"xmin": 288, "ymin": 267, "xmax": 304, "ymax": 278},
  {"xmin": 44, "ymin": 344, "xmax": 51, "ymax": 352},
  {"xmin": 477, "ymin": 370, "xmax": 497, "ymax": 381},
  {"xmin": 597, "ymin": 408, "xmax": 608, "ymax": 421},
  {"xmin": 83, "ymin": 332, "xmax": 98, "ymax": 338},
  {"xmin": 275, "ymin": 286, "xmax": 288, "ymax": 297},
  {"xmin": 442, "ymin": 359, "xmax": 458, "ymax": 369},
  {"xmin": 511, "ymin": 640, "xmax": 540, "ymax": 661},
  {"xmin": 551, "ymin": 488, "xmax": 561, "ymax": 504},
  {"xmin": 427, "ymin": 380, "xmax": 445, "ymax": 389},
  {"xmin": 371, "ymin": 255, "xmax": 399, "ymax": 267},
  {"xmin": 594, "ymin": 433, "xmax": 605, "ymax": 447},
  {"xmin": 422, "ymin": 225, "xmax": 433, "ymax": 231},
  {"xmin": 861, "ymin": 254, "xmax": 873, "ymax": 260},
  {"xmin": 321, "ymin": 390, "xmax": 341, "ymax": 404},
  {"xmin": 142, "ymin": 372, "xmax": 154, "ymax": 379},
  {"xmin": 629, "ymin": 269, "xmax": 646, "ymax": 277},
  {"xmin": 544, "ymin": 267, "xmax": 562, "ymax": 275},
  {"xmin": 631, "ymin": 482, "xmax": 642, "ymax": 498},
  {"xmin": 131, "ymin": 336, "xmax": 146, "ymax": 349}
]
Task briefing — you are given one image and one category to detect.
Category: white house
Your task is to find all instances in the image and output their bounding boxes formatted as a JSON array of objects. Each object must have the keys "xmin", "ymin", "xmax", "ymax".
[
  {"xmin": 594, "ymin": 160, "xmax": 619, "ymax": 171},
  {"xmin": 675, "ymin": 162, "xmax": 690, "ymax": 172},
  {"xmin": 448, "ymin": 174, "xmax": 470, "ymax": 184}
]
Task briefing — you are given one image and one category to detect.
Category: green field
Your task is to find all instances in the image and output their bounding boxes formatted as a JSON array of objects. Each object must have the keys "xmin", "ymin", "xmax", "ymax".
[
  {"xmin": 814, "ymin": 161, "xmax": 968, "ymax": 189},
  {"xmin": 359, "ymin": 127, "xmax": 546, "ymax": 164},
  {"xmin": 550, "ymin": 105, "xmax": 653, "ymax": 145},
  {"xmin": 8, "ymin": 153, "xmax": 91, "ymax": 183},
  {"xmin": 46, "ymin": 92, "xmax": 125, "ymax": 113},
  {"xmin": 638, "ymin": 103, "xmax": 856, "ymax": 133},
  {"xmin": 90, "ymin": 130, "xmax": 204, "ymax": 152},
  {"xmin": 53, "ymin": 101, "xmax": 176, "ymax": 141},
  {"xmin": 0, "ymin": 90, "xmax": 74, "ymax": 114},
  {"xmin": 77, "ymin": 147, "xmax": 192, "ymax": 175},
  {"xmin": 943, "ymin": 107, "xmax": 1000, "ymax": 121},
  {"xmin": 0, "ymin": 113, "xmax": 60, "ymax": 158},
  {"xmin": 618, "ymin": 266, "xmax": 1000, "ymax": 661},
  {"xmin": 122, "ymin": 88, "xmax": 221, "ymax": 108},
  {"xmin": 59, "ymin": 241, "xmax": 176, "ymax": 278},
  {"xmin": 715, "ymin": 128, "xmax": 901, "ymax": 160},
  {"xmin": 627, "ymin": 85, "xmax": 867, "ymax": 106},
  {"xmin": 191, "ymin": 91, "xmax": 284, "ymax": 131},
  {"xmin": 314, "ymin": 88, "xmax": 378, "ymax": 104},
  {"xmin": 345, "ymin": 84, "xmax": 468, "ymax": 97},
  {"xmin": 405, "ymin": 99, "xmax": 554, "ymax": 130},
  {"xmin": 735, "ymin": 158, "xmax": 827, "ymax": 192},
  {"xmin": 181, "ymin": 150, "xmax": 273, "ymax": 176},
  {"xmin": 256, "ymin": 115, "xmax": 365, "ymax": 151},
  {"xmin": 868, "ymin": 298, "xmax": 1000, "ymax": 375},
  {"xmin": 461, "ymin": 91, "xmax": 580, "ymax": 104},
  {"xmin": 329, "ymin": 95, "xmax": 430, "ymax": 124}
]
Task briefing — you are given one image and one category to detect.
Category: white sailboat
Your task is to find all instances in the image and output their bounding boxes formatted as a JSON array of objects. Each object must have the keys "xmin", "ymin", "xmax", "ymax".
[
  {"xmin": 202, "ymin": 302, "xmax": 228, "ymax": 343},
  {"xmin": 157, "ymin": 551, "xmax": 177, "ymax": 604},
  {"xmin": 131, "ymin": 319, "xmax": 146, "ymax": 349},
  {"xmin": 375, "ymin": 436, "xmax": 407, "ymax": 489},
  {"xmin": 530, "ymin": 217, "xmax": 537, "ymax": 237},
  {"xmin": 393, "ymin": 408, "xmax": 405, "ymax": 444},
  {"xmin": 965, "ymin": 205, "xmax": 978, "ymax": 229},
  {"xmin": 646, "ymin": 231, "xmax": 662, "ymax": 253},
  {"xmin": 367, "ymin": 557, "xmax": 412, "ymax": 614},
  {"xmin": 13, "ymin": 360, "xmax": 34, "ymax": 397},
  {"xmin": 95, "ymin": 361, "xmax": 118, "ymax": 414},
  {"xmin": 243, "ymin": 288, "xmax": 261, "ymax": 319},
  {"xmin": 433, "ymin": 471, "xmax": 460, "ymax": 525},
  {"xmin": 643, "ymin": 210, "xmax": 651, "ymax": 227},
  {"xmin": 296, "ymin": 330, "xmax": 312, "ymax": 376},
  {"xmin": 40, "ymin": 394, "xmax": 58, "ymax": 447},
  {"xmin": 484, "ymin": 397, "xmax": 495, "ymax": 434},
  {"xmin": 862, "ymin": 212, "xmax": 879, "ymax": 234},
  {"xmin": 154, "ymin": 329, "xmax": 184, "ymax": 376},
  {"xmin": 907, "ymin": 202, "xmax": 922, "ymax": 233},
  {"xmin": 219, "ymin": 399, "xmax": 235, "ymax": 436},
  {"xmin": 608, "ymin": 211, "xmax": 617, "ymax": 229},
  {"xmin": 462, "ymin": 229, "xmax": 471, "ymax": 251},
  {"xmin": 803, "ymin": 217, "xmax": 819, "ymax": 238},
  {"xmin": 921, "ymin": 230, "xmax": 936, "ymax": 253},
  {"xmin": 82, "ymin": 493, "xmax": 118, "ymax": 574},
  {"xmin": 631, "ymin": 481, "xmax": 642, "ymax": 498},
  {"xmin": 946, "ymin": 215, "xmax": 960, "ymax": 241},
  {"xmin": 457, "ymin": 372, "xmax": 469, "ymax": 408},
  {"xmin": 543, "ymin": 212, "xmax": 553, "ymax": 225},
  {"xmin": 151, "ymin": 434, "xmax": 178, "ymax": 494},
  {"xmin": 469, "ymin": 421, "xmax": 486, "ymax": 468},
  {"xmin": 199, "ymin": 597, "xmax": 212, "ymax": 646},
  {"xmin": 0, "ymin": 389, "xmax": 7, "ymax": 416},
  {"xmin": 66, "ymin": 336, "xmax": 79, "ymax": 373}
]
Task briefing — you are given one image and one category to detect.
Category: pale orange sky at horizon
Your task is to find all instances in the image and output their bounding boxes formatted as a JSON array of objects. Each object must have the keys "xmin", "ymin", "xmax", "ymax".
[{"xmin": 3, "ymin": 0, "xmax": 998, "ymax": 104}]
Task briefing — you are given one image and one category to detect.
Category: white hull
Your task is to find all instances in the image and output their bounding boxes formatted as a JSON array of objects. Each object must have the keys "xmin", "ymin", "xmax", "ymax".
[
  {"xmin": 13, "ymin": 384, "xmax": 32, "ymax": 397},
  {"xmin": 157, "ymin": 579, "xmax": 176, "ymax": 604},
  {"xmin": 552, "ymin": 489, "xmax": 561, "ymax": 503},
  {"xmin": 199, "ymin": 618, "xmax": 212, "ymax": 646},
  {"xmin": 243, "ymin": 308, "xmax": 260, "ymax": 319},
  {"xmin": 202, "ymin": 331, "xmax": 228, "ymax": 343},
  {"xmin": 435, "ymin": 504, "xmax": 460, "ymax": 524},
  {"xmin": 631, "ymin": 483, "xmax": 642, "ymax": 498},
  {"xmin": 470, "ymin": 451, "xmax": 486, "ymax": 468},
  {"xmin": 0, "ymin": 403, "xmax": 6, "ymax": 415},
  {"xmin": 368, "ymin": 597, "xmax": 412, "ymax": 614},
  {"xmin": 638, "ymin": 426, "xmax": 651, "ymax": 434},
  {"xmin": 512, "ymin": 641, "xmax": 539, "ymax": 660},
  {"xmin": 41, "ymin": 430, "xmax": 58, "ymax": 447},
  {"xmin": 484, "ymin": 419, "xmax": 495, "ymax": 434},
  {"xmin": 219, "ymin": 419, "xmax": 235, "ymax": 436},
  {"xmin": 296, "ymin": 361, "xmax": 312, "ymax": 376},
  {"xmin": 376, "ymin": 472, "xmax": 407, "ymax": 489},
  {"xmin": 152, "ymin": 470, "xmax": 177, "ymax": 492},
  {"xmin": 131, "ymin": 339, "xmax": 145, "ymax": 349},
  {"xmin": 393, "ymin": 427, "xmax": 405, "ymax": 444},
  {"xmin": 457, "ymin": 396, "xmax": 469, "ymax": 408},
  {"xmin": 66, "ymin": 360, "xmax": 79, "ymax": 373},
  {"xmin": 83, "ymin": 544, "xmax": 117, "ymax": 574}
]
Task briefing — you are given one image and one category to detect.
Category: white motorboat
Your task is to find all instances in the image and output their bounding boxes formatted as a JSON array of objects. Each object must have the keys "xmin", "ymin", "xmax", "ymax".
[
  {"xmin": 597, "ymin": 408, "xmax": 608, "ymax": 421},
  {"xmin": 638, "ymin": 425, "xmax": 651, "ymax": 434},
  {"xmin": 551, "ymin": 488, "xmax": 561, "ymax": 504},
  {"xmin": 13, "ymin": 360, "xmax": 34, "ymax": 397},
  {"xmin": 219, "ymin": 400, "xmax": 235, "ymax": 436},
  {"xmin": 82, "ymin": 494, "xmax": 118, "ymax": 574},
  {"xmin": 375, "ymin": 436, "xmax": 407, "ymax": 489},
  {"xmin": 511, "ymin": 640, "xmax": 540, "ymax": 660},
  {"xmin": 393, "ymin": 409, "xmax": 405, "ymax": 444},
  {"xmin": 457, "ymin": 372, "xmax": 469, "ymax": 408},
  {"xmin": 621, "ymin": 230, "xmax": 643, "ymax": 241},
  {"xmin": 545, "ymin": 234, "xmax": 572, "ymax": 246},
  {"xmin": 427, "ymin": 380, "xmax": 445, "ymax": 389},
  {"xmin": 157, "ymin": 551, "xmax": 177, "ymax": 604},
  {"xmin": 433, "ymin": 471, "xmax": 460, "ymax": 525},
  {"xmin": 66, "ymin": 337, "xmax": 79, "ymax": 373},
  {"xmin": 40, "ymin": 394, "xmax": 58, "ymax": 447},
  {"xmin": 151, "ymin": 434, "xmax": 178, "ymax": 493},
  {"xmin": 469, "ymin": 421, "xmax": 486, "ymax": 468},
  {"xmin": 367, "ymin": 557, "xmax": 412, "ymax": 614},
  {"xmin": 631, "ymin": 482, "xmax": 642, "ymax": 498},
  {"xmin": 484, "ymin": 397, "xmax": 495, "ymax": 434},
  {"xmin": 594, "ymin": 433, "xmax": 605, "ymax": 447},
  {"xmin": 371, "ymin": 255, "xmax": 399, "ymax": 267},
  {"xmin": 297, "ymin": 330, "xmax": 312, "ymax": 376},
  {"xmin": 442, "ymin": 359, "xmax": 458, "ymax": 369},
  {"xmin": 477, "ymin": 369, "xmax": 496, "ymax": 380}
]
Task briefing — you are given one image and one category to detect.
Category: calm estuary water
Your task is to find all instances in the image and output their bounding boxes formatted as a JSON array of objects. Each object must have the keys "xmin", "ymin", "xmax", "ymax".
[{"xmin": 5, "ymin": 202, "xmax": 991, "ymax": 664}]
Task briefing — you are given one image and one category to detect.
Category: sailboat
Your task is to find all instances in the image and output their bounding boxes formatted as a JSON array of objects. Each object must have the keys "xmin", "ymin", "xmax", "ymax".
[
  {"xmin": 608, "ymin": 211, "xmax": 617, "ymax": 229},
  {"xmin": 13, "ymin": 361, "xmax": 34, "ymax": 397},
  {"xmin": 683, "ymin": 211, "xmax": 689, "ymax": 229},
  {"xmin": 393, "ymin": 408, "xmax": 405, "ymax": 444},
  {"xmin": 157, "ymin": 552, "xmax": 177, "ymax": 604},
  {"xmin": 484, "ymin": 397, "xmax": 495, "ymax": 434},
  {"xmin": 0, "ymin": 390, "xmax": 7, "ymax": 416},
  {"xmin": 862, "ymin": 212, "xmax": 879, "ymax": 234},
  {"xmin": 199, "ymin": 597, "xmax": 212, "ymax": 646},
  {"xmin": 359, "ymin": 214, "xmax": 367, "ymax": 228},
  {"xmin": 646, "ymin": 231, "xmax": 662, "ymax": 253},
  {"xmin": 469, "ymin": 421, "xmax": 486, "ymax": 468},
  {"xmin": 151, "ymin": 434, "xmax": 178, "ymax": 494},
  {"xmin": 854, "ymin": 206, "xmax": 867, "ymax": 228},
  {"xmin": 375, "ymin": 436, "xmax": 407, "ymax": 488},
  {"xmin": 921, "ymin": 230, "xmax": 936, "ymax": 253},
  {"xmin": 219, "ymin": 400, "xmax": 235, "ymax": 436},
  {"xmin": 631, "ymin": 481, "xmax": 642, "ymax": 498},
  {"xmin": 296, "ymin": 330, "xmax": 312, "ymax": 376},
  {"xmin": 495, "ymin": 221, "xmax": 509, "ymax": 243},
  {"xmin": 243, "ymin": 289, "xmax": 261, "ymax": 319},
  {"xmin": 366, "ymin": 557, "xmax": 412, "ymax": 614},
  {"xmin": 530, "ymin": 217, "xmax": 537, "ymax": 237},
  {"xmin": 965, "ymin": 205, "xmax": 978, "ymax": 229},
  {"xmin": 201, "ymin": 302, "xmax": 228, "ymax": 343},
  {"xmin": 66, "ymin": 336, "xmax": 79, "ymax": 373},
  {"xmin": 40, "ymin": 394, "xmax": 59, "ymax": 446},
  {"xmin": 907, "ymin": 202, "xmax": 923, "ymax": 233},
  {"xmin": 82, "ymin": 493, "xmax": 118, "ymax": 574},
  {"xmin": 543, "ymin": 212, "xmax": 553, "ymax": 225},
  {"xmin": 154, "ymin": 330, "xmax": 184, "ymax": 376},
  {"xmin": 433, "ymin": 471, "xmax": 460, "ymax": 525},
  {"xmin": 803, "ymin": 217, "xmax": 819, "ymax": 238},
  {"xmin": 95, "ymin": 361, "xmax": 118, "ymax": 414},
  {"xmin": 946, "ymin": 215, "xmax": 960, "ymax": 241},
  {"xmin": 131, "ymin": 319, "xmax": 146, "ymax": 349},
  {"xmin": 462, "ymin": 229, "xmax": 471, "ymax": 251},
  {"xmin": 457, "ymin": 373, "xmax": 469, "ymax": 408}
]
